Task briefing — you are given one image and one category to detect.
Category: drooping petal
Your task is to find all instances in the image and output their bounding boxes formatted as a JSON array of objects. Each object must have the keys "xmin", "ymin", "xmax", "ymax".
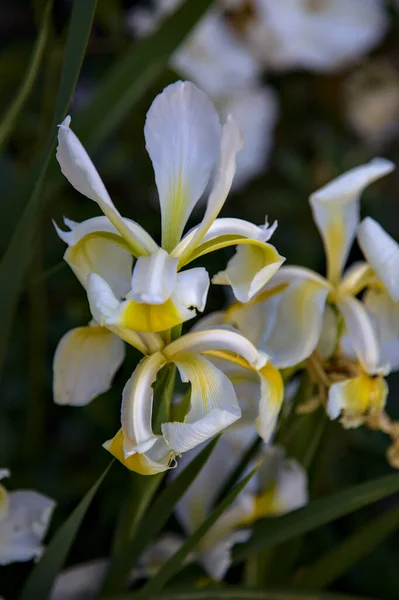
[
  {"xmin": 358, "ymin": 217, "xmax": 399, "ymax": 302},
  {"xmin": 104, "ymin": 429, "xmax": 173, "ymax": 475},
  {"xmin": 163, "ymin": 329, "xmax": 267, "ymax": 370},
  {"xmin": 130, "ymin": 248, "xmax": 178, "ymax": 304},
  {"xmin": 121, "ymin": 353, "xmax": 167, "ymax": 457},
  {"xmin": 337, "ymin": 294, "xmax": 387, "ymax": 375},
  {"xmin": 256, "ymin": 362, "xmax": 284, "ymax": 443},
  {"xmin": 176, "ymin": 116, "xmax": 243, "ymax": 261},
  {"xmin": 174, "ymin": 267, "xmax": 210, "ymax": 313},
  {"xmin": 144, "ymin": 81, "xmax": 221, "ymax": 251},
  {"xmin": 327, "ymin": 374, "xmax": 388, "ymax": 428},
  {"xmin": 50, "ymin": 559, "xmax": 108, "ymax": 600},
  {"xmin": 246, "ymin": 268, "xmax": 330, "ymax": 368},
  {"xmin": 0, "ymin": 491, "xmax": 55, "ymax": 565},
  {"xmin": 161, "ymin": 354, "xmax": 241, "ymax": 453},
  {"xmin": 364, "ymin": 287, "xmax": 399, "ymax": 370},
  {"xmin": 212, "ymin": 242, "xmax": 285, "ymax": 302},
  {"xmin": 64, "ymin": 232, "xmax": 133, "ymax": 298},
  {"xmin": 309, "ymin": 158, "xmax": 394, "ymax": 284},
  {"xmin": 57, "ymin": 118, "xmax": 150, "ymax": 257},
  {"xmin": 53, "ymin": 326, "xmax": 125, "ymax": 406},
  {"xmin": 199, "ymin": 518, "xmax": 251, "ymax": 581}
]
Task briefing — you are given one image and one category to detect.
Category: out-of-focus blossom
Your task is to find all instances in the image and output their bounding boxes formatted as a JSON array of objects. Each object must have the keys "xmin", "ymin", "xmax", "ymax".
[
  {"xmin": 227, "ymin": 0, "xmax": 388, "ymax": 72},
  {"xmin": 225, "ymin": 159, "xmax": 395, "ymax": 428},
  {"xmin": 104, "ymin": 328, "xmax": 283, "ymax": 474},
  {"xmin": 344, "ymin": 60, "xmax": 399, "ymax": 147},
  {"xmin": 0, "ymin": 470, "xmax": 55, "ymax": 566}
]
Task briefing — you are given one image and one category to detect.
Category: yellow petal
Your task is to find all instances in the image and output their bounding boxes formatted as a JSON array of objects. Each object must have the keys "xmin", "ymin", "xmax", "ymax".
[
  {"xmin": 116, "ymin": 296, "xmax": 195, "ymax": 333},
  {"xmin": 327, "ymin": 374, "xmax": 388, "ymax": 428},
  {"xmin": 256, "ymin": 363, "xmax": 284, "ymax": 442},
  {"xmin": 103, "ymin": 429, "xmax": 173, "ymax": 475}
]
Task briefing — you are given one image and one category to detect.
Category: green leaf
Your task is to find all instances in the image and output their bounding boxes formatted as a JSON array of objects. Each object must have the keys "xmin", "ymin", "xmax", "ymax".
[
  {"xmin": 19, "ymin": 461, "xmax": 112, "ymax": 600},
  {"xmin": 295, "ymin": 502, "xmax": 399, "ymax": 590},
  {"xmin": 133, "ymin": 466, "xmax": 259, "ymax": 600},
  {"xmin": 105, "ymin": 586, "xmax": 373, "ymax": 600},
  {"xmin": 101, "ymin": 436, "xmax": 221, "ymax": 594},
  {"xmin": 0, "ymin": 0, "xmax": 97, "ymax": 377},
  {"xmin": 73, "ymin": 0, "xmax": 215, "ymax": 150},
  {"xmin": 233, "ymin": 471, "xmax": 399, "ymax": 562},
  {"xmin": 0, "ymin": 0, "xmax": 53, "ymax": 152}
]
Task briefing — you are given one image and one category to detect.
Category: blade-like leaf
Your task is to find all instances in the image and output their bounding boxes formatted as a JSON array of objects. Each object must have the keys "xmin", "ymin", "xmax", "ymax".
[
  {"xmin": 233, "ymin": 471, "xmax": 399, "ymax": 562},
  {"xmin": 101, "ymin": 436, "xmax": 220, "ymax": 593},
  {"xmin": 0, "ymin": 0, "xmax": 53, "ymax": 152},
  {"xmin": 73, "ymin": 0, "xmax": 215, "ymax": 150},
  {"xmin": 0, "ymin": 0, "xmax": 97, "ymax": 376},
  {"xmin": 19, "ymin": 461, "xmax": 112, "ymax": 600},
  {"xmin": 133, "ymin": 466, "xmax": 259, "ymax": 600},
  {"xmin": 295, "ymin": 502, "xmax": 399, "ymax": 590},
  {"xmin": 105, "ymin": 588, "xmax": 374, "ymax": 600}
]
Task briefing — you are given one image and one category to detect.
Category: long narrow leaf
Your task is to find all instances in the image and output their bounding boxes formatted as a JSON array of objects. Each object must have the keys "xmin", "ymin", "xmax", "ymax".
[
  {"xmin": 19, "ymin": 461, "xmax": 112, "ymax": 600},
  {"xmin": 0, "ymin": 0, "xmax": 53, "ymax": 152},
  {"xmin": 73, "ymin": 0, "xmax": 215, "ymax": 150},
  {"xmin": 101, "ymin": 436, "xmax": 220, "ymax": 593},
  {"xmin": 233, "ymin": 471, "xmax": 399, "ymax": 562},
  {"xmin": 105, "ymin": 589, "xmax": 374, "ymax": 600},
  {"xmin": 0, "ymin": 0, "xmax": 97, "ymax": 376},
  {"xmin": 133, "ymin": 466, "xmax": 259, "ymax": 600},
  {"xmin": 295, "ymin": 502, "xmax": 399, "ymax": 590}
]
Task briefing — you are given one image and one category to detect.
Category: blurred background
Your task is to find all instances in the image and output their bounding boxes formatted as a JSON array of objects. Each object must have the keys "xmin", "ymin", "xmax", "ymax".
[{"xmin": 2, "ymin": 0, "xmax": 399, "ymax": 597}]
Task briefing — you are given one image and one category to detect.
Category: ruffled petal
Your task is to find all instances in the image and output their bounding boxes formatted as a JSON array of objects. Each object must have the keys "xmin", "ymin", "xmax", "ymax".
[
  {"xmin": 53, "ymin": 326, "xmax": 125, "ymax": 406},
  {"xmin": 144, "ymin": 81, "xmax": 221, "ymax": 250},
  {"xmin": 174, "ymin": 267, "xmax": 210, "ymax": 313},
  {"xmin": 309, "ymin": 158, "xmax": 394, "ymax": 284},
  {"xmin": 161, "ymin": 354, "xmax": 241, "ymax": 453},
  {"xmin": 358, "ymin": 217, "xmax": 399, "ymax": 302},
  {"xmin": 104, "ymin": 429, "xmax": 173, "ymax": 475},
  {"xmin": 212, "ymin": 242, "xmax": 285, "ymax": 302},
  {"xmin": 0, "ymin": 491, "xmax": 55, "ymax": 565},
  {"xmin": 337, "ymin": 294, "xmax": 386, "ymax": 375},
  {"xmin": 327, "ymin": 374, "xmax": 388, "ymax": 428},
  {"xmin": 57, "ymin": 117, "xmax": 150, "ymax": 256}
]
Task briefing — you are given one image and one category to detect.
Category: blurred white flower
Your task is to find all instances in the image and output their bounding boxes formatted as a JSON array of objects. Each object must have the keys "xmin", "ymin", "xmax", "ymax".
[
  {"xmin": 344, "ymin": 61, "xmax": 399, "ymax": 147},
  {"xmin": 230, "ymin": 0, "xmax": 388, "ymax": 72},
  {"xmin": 0, "ymin": 470, "xmax": 55, "ymax": 566}
]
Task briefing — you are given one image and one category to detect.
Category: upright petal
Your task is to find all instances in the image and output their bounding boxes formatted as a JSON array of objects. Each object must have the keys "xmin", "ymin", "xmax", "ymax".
[
  {"xmin": 53, "ymin": 326, "xmax": 125, "ymax": 406},
  {"xmin": 358, "ymin": 217, "xmax": 399, "ymax": 302},
  {"xmin": 144, "ymin": 81, "xmax": 221, "ymax": 250},
  {"xmin": 161, "ymin": 354, "xmax": 241, "ymax": 453},
  {"xmin": 337, "ymin": 294, "xmax": 386, "ymax": 375},
  {"xmin": 327, "ymin": 374, "xmax": 388, "ymax": 428},
  {"xmin": 309, "ymin": 158, "xmax": 394, "ymax": 284},
  {"xmin": 212, "ymin": 242, "xmax": 285, "ymax": 302},
  {"xmin": 364, "ymin": 287, "xmax": 399, "ymax": 371},
  {"xmin": 121, "ymin": 353, "xmax": 167, "ymax": 456},
  {"xmin": 174, "ymin": 267, "xmax": 210, "ymax": 313},
  {"xmin": 176, "ymin": 116, "xmax": 243, "ymax": 262},
  {"xmin": 0, "ymin": 491, "xmax": 55, "ymax": 565},
  {"xmin": 57, "ymin": 117, "xmax": 148, "ymax": 256}
]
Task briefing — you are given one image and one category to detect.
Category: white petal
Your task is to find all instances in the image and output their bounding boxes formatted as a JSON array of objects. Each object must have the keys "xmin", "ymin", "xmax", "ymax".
[
  {"xmin": 104, "ymin": 429, "xmax": 174, "ymax": 475},
  {"xmin": 174, "ymin": 267, "xmax": 210, "ymax": 312},
  {"xmin": 199, "ymin": 528, "xmax": 251, "ymax": 581},
  {"xmin": 364, "ymin": 287, "xmax": 399, "ymax": 370},
  {"xmin": 176, "ymin": 116, "xmax": 242, "ymax": 260},
  {"xmin": 260, "ymin": 273, "xmax": 330, "ymax": 368},
  {"xmin": 130, "ymin": 248, "xmax": 178, "ymax": 304},
  {"xmin": 53, "ymin": 326, "xmax": 125, "ymax": 406},
  {"xmin": 57, "ymin": 117, "xmax": 148, "ymax": 256},
  {"xmin": 162, "ymin": 354, "xmax": 241, "ymax": 453},
  {"xmin": 0, "ymin": 470, "xmax": 10, "ymax": 481},
  {"xmin": 309, "ymin": 158, "xmax": 394, "ymax": 283},
  {"xmin": 256, "ymin": 363, "xmax": 284, "ymax": 443},
  {"xmin": 51, "ymin": 559, "xmax": 108, "ymax": 600},
  {"xmin": 144, "ymin": 81, "xmax": 221, "ymax": 250},
  {"xmin": 337, "ymin": 294, "xmax": 386, "ymax": 374},
  {"xmin": 327, "ymin": 374, "xmax": 388, "ymax": 427},
  {"xmin": 163, "ymin": 329, "xmax": 267, "ymax": 370},
  {"xmin": 137, "ymin": 534, "xmax": 185, "ymax": 577},
  {"xmin": 358, "ymin": 217, "xmax": 399, "ymax": 302},
  {"xmin": 0, "ymin": 491, "xmax": 55, "ymax": 565},
  {"xmin": 213, "ymin": 242, "xmax": 285, "ymax": 302},
  {"xmin": 121, "ymin": 353, "xmax": 167, "ymax": 456}
]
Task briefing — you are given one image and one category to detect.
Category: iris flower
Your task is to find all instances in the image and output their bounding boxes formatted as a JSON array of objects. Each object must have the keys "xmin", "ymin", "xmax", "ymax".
[{"xmin": 227, "ymin": 158, "xmax": 395, "ymax": 427}]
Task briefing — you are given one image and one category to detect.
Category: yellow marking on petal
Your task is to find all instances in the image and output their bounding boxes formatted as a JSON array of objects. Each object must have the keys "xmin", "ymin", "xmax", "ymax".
[
  {"xmin": 103, "ymin": 429, "xmax": 173, "ymax": 475},
  {"xmin": 259, "ymin": 363, "xmax": 284, "ymax": 410},
  {"xmin": 162, "ymin": 172, "xmax": 189, "ymax": 252},
  {"xmin": 338, "ymin": 374, "xmax": 388, "ymax": 427},
  {"xmin": 0, "ymin": 484, "xmax": 9, "ymax": 521},
  {"xmin": 325, "ymin": 210, "xmax": 346, "ymax": 285},
  {"xmin": 180, "ymin": 235, "xmax": 269, "ymax": 268},
  {"xmin": 202, "ymin": 349, "xmax": 253, "ymax": 371},
  {"xmin": 119, "ymin": 299, "xmax": 193, "ymax": 333}
]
